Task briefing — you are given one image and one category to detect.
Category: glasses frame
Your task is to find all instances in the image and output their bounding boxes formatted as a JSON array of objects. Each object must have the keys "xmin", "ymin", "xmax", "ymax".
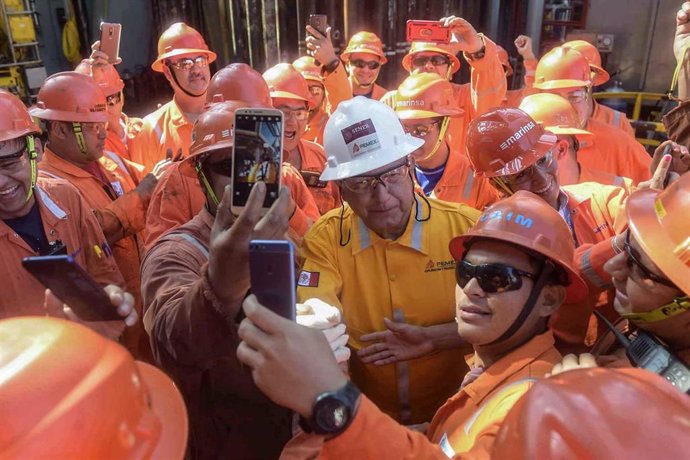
[
  {"xmin": 404, "ymin": 119, "xmax": 441, "ymax": 138},
  {"xmin": 623, "ymin": 231, "xmax": 677, "ymax": 289},
  {"xmin": 502, "ymin": 151, "xmax": 555, "ymax": 186},
  {"xmin": 167, "ymin": 55, "xmax": 209, "ymax": 71},
  {"xmin": 411, "ymin": 55, "xmax": 450, "ymax": 68},
  {"xmin": 456, "ymin": 259, "xmax": 536, "ymax": 293},
  {"xmin": 350, "ymin": 59, "xmax": 381, "ymax": 70},
  {"xmin": 341, "ymin": 161, "xmax": 411, "ymax": 193}
]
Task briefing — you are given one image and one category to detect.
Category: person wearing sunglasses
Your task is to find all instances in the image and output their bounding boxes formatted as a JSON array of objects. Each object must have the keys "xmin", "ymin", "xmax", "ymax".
[
  {"xmin": 130, "ymin": 23, "xmax": 216, "ymax": 173},
  {"xmin": 467, "ymin": 107, "xmax": 630, "ymax": 353},
  {"xmin": 395, "ymin": 72, "xmax": 498, "ymax": 210},
  {"xmin": 533, "ymin": 46, "xmax": 651, "ymax": 185},
  {"xmin": 236, "ymin": 190, "xmax": 586, "ymax": 459},
  {"xmin": 264, "ymin": 63, "xmax": 341, "ymax": 215},
  {"xmin": 290, "ymin": 96, "xmax": 480, "ymax": 426},
  {"xmin": 601, "ymin": 172, "xmax": 690, "ymax": 365}
]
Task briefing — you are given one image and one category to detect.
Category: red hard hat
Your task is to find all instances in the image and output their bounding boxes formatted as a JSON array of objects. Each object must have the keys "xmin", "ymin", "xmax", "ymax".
[
  {"xmin": 341, "ymin": 31, "xmax": 388, "ymax": 64},
  {"xmin": 402, "ymin": 42, "xmax": 461, "ymax": 74},
  {"xmin": 449, "ymin": 190, "xmax": 587, "ymax": 303},
  {"xmin": 74, "ymin": 59, "xmax": 125, "ymax": 96},
  {"xmin": 395, "ymin": 72, "xmax": 464, "ymax": 119},
  {"xmin": 0, "ymin": 317, "xmax": 188, "ymax": 459},
  {"xmin": 466, "ymin": 108, "xmax": 557, "ymax": 177},
  {"xmin": 625, "ymin": 171, "xmax": 690, "ymax": 296},
  {"xmin": 493, "ymin": 368, "xmax": 690, "ymax": 459},
  {"xmin": 564, "ymin": 39, "xmax": 610, "ymax": 86},
  {"xmin": 30, "ymin": 71, "xmax": 108, "ymax": 123},
  {"xmin": 206, "ymin": 63, "xmax": 273, "ymax": 106},
  {"xmin": 263, "ymin": 63, "xmax": 315, "ymax": 109},
  {"xmin": 496, "ymin": 45, "xmax": 513, "ymax": 76},
  {"xmin": 534, "ymin": 46, "xmax": 591, "ymax": 90},
  {"xmin": 152, "ymin": 22, "xmax": 217, "ymax": 72},
  {"xmin": 519, "ymin": 93, "xmax": 592, "ymax": 136},
  {"xmin": 293, "ymin": 56, "xmax": 323, "ymax": 83},
  {"xmin": 0, "ymin": 89, "xmax": 40, "ymax": 142}
]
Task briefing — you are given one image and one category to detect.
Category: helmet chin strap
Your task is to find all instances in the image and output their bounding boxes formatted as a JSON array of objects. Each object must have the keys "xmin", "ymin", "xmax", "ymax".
[
  {"xmin": 25, "ymin": 135, "xmax": 38, "ymax": 203},
  {"xmin": 351, "ymin": 72, "xmax": 375, "ymax": 89},
  {"xmin": 195, "ymin": 161, "xmax": 220, "ymax": 207},
  {"xmin": 71, "ymin": 122, "xmax": 88, "ymax": 156},
  {"xmin": 420, "ymin": 117, "xmax": 450, "ymax": 162},
  {"xmin": 491, "ymin": 177, "xmax": 515, "ymax": 197},
  {"xmin": 168, "ymin": 64, "xmax": 207, "ymax": 98}
]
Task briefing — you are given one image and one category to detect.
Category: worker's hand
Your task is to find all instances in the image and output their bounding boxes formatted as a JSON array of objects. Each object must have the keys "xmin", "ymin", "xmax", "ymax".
[
  {"xmin": 637, "ymin": 152, "xmax": 673, "ymax": 191},
  {"xmin": 441, "ymin": 16, "xmax": 483, "ymax": 54},
  {"xmin": 237, "ymin": 294, "xmax": 349, "ymax": 417},
  {"xmin": 358, "ymin": 318, "xmax": 434, "ymax": 366},
  {"xmin": 90, "ymin": 40, "xmax": 122, "ymax": 66},
  {"xmin": 46, "ymin": 286, "xmax": 138, "ymax": 341},
  {"xmin": 649, "ymin": 140, "xmax": 690, "ymax": 180},
  {"xmin": 675, "ymin": 2, "xmax": 690, "ymax": 64},
  {"xmin": 208, "ymin": 182, "xmax": 291, "ymax": 317},
  {"xmin": 306, "ymin": 26, "xmax": 338, "ymax": 67},
  {"xmin": 547, "ymin": 353, "xmax": 598, "ymax": 377},
  {"xmin": 514, "ymin": 35, "xmax": 536, "ymax": 61}
]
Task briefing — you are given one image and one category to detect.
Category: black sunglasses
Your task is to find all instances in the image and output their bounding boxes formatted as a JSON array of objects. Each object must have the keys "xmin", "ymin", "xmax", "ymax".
[
  {"xmin": 624, "ymin": 231, "xmax": 677, "ymax": 288},
  {"xmin": 412, "ymin": 55, "xmax": 450, "ymax": 68},
  {"xmin": 456, "ymin": 260, "xmax": 536, "ymax": 293},
  {"xmin": 205, "ymin": 158, "xmax": 233, "ymax": 177},
  {"xmin": 351, "ymin": 59, "xmax": 381, "ymax": 70}
]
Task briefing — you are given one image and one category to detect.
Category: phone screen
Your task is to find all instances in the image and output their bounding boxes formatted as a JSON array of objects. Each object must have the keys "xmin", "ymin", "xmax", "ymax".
[{"xmin": 233, "ymin": 112, "xmax": 283, "ymax": 208}]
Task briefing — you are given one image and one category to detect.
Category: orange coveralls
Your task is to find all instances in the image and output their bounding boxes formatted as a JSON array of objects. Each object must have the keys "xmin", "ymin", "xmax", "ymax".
[
  {"xmin": 144, "ymin": 160, "xmax": 320, "ymax": 249},
  {"xmin": 0, "ymin": 178, "xmax": 123, "ymax": 317},
  {"xmin": 129, "ymin": 99, "xmax": 193, "ymax": 173},
  {"xmin": 104, "ymin": 114, "xmax": 145, "ymax": 163},
  {"xmin": 281, "ymin": 331, "xmax": 561, "ymax": 459},
  {"xmin": 591, "ymin": 100, "xmax": 636, "ymax": 138},
  {"xmin": 304, "ymin": 64, "xmax": 353, "ymax": 145},
  {"xmin": 294, "ymin": 139, "xmax": 340, "ymax": 215},
  {"xmin": 39, "ymin": 148, "xmax": 152, "ymax": 358}
]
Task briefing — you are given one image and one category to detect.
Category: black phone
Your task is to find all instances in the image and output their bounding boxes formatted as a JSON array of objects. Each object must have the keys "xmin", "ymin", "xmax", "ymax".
[
  {"xmin": 308, "ymin": 14, "xmax": 328, "ymax": 37},
  {"xmin": 249, "ymin": 240, "xmax": 296, "ymax": 320},
  {"xmin": 300, "ymin": 170, "xmax": 328, "ymax": 188},
  {"xmin": 22, "ymin": 255, "xmax": 121, "ymax": 321}
]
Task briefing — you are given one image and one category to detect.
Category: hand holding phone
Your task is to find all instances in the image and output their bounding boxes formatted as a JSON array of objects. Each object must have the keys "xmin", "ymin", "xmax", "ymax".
[
  {"xmin": 99, "ymin": 22, "xmax": 122, "ymax": 64},
  {"xmin": 406, "ymin": 20, "xmax": 450, "ymax": 44},
  {"xmin": 249, "ymin": 240, "xmax": 296, "ymax": 320},
  {"xmin": 308, "ymin": 14, "xmax": 328, "ymax": 38}
]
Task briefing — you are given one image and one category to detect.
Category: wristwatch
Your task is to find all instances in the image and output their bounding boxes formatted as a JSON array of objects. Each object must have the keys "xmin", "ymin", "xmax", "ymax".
[
  {"xmin": 299, "ymin": 381, "xmax": 361, "ymax": 436},
  {"xmin": 464, "ymin": 34, "xmax": 486, "ymax": 61}
]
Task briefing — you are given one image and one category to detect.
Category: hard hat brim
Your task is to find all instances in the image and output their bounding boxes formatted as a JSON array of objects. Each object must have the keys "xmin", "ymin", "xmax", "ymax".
[
  {"xmin": 448, "ymin": 232, "xmax": 588, "ymax": 304},
  {"xmin": 137, "ymin": 361, "xmax": 189, "ymax": 460},
  {"xmin": 402, "ymin": 47, "xmax": 461, "ymax": 74},
  {"xmin": 341, "ymin": 49, "xmax": 388, "ymax": 64},
  {"xmin": 478, "ymin": 132, "xmax": 558, "ymax": 178},
  {"xmin": 0, "ymin": 124, "xmax": 41, "ymax": 142},
  {"xmin": 397, "ymin": 107, "xmax": 464, "ymax": 120},
  {"xmin": 29, "ymin": 106, "xmax": 108, "ymax": 123},
  {"xmin": 533, "ymin": 79, "xmax": 590, "ymax": 90},
  {"xmin": 545, "ymin": 126, "xmax": 592, "ymax": 136},
  {"xmin": 590, "ymin": 65, "xmax": 610, "ymax": 86},
  {"xmin": 626, "ymin": 188, "xmax": 690, "ymax": 295},
  {"xmin": 180, "ymin": 140, "xmax": 234, "ymax": 178},
  {"xmin": 320, "ymin": 133, "xmax": 424, "ymax": 181},
  {"xmin": 270, "ymin": 90, "xmax": 316, "ymax": 110},
  {"xmin": 152, "ymin": 49, "xmax": 218, "ymax": 72}
]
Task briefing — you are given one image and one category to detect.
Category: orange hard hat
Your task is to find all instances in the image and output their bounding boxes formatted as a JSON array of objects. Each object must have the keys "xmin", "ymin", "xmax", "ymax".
[
  {"xmin": 466, "ymin": 108, "xmax": 557, "ymax": 177},
  {"xmin": 74, "ymin": 59, "xmax": 125, "ymax": 96},
  {"xmin": 152, "ymin": 22, "xmax": 217, "ymax": 72},
  {"xmin": 394, "ymin": 72, "xmax": 463, "ymax": 119},
  {"xmin": 293, "ymin": 56, "xmax": 323, "ymax": 83},
  {"xmin": 30, "ymin": 71, "xmax": 108, "ymax": 123},
  {"xmin": 0, "ymin": 317, "xmax": 188, "ymax": 459},
  {"xmin": 263, "ymin": 63, "xmax": 315, "ymax": 109},
  {"xmin": 519, "ymin": 93, "xmax": 592, "ymax": 136},
  {"xmin": 449, "ymin": 190, "xmax": 587, "ymax": 303},
  {"xmin": 496, "ymin": 45, "xmax": 513, "ymax": 76},
  {"xmin": 493, "ymin": 368, "xmax": 690, "ymax": 459},
  {"xmin": 206, "ymin": 63, "xmax": 273, "ymax": 106},
  {"xmin": 0, "ymin": 89, "xmax": 40, "ymax": 142},
  {"xmin": 402, "ymin": 42, "xmax": 461, "ymax": 74},
  {"xmin": 340, "ymin": 31, "xmax": 387, "ymax": 64},
  {"xmin": 625, "ymin": 171, "xmax": 690, "ymax": 296},
  {"xmin": 565, "ymin": 39, "xmax": 610, "ymax": 86},
  {"xmin": 534, "ymin": 46, "xmax": 591, "ymax": 90}
]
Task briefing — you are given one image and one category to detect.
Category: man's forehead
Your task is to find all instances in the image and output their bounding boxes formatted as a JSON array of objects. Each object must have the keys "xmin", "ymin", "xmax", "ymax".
[
  {"xmin": 0, "ymin": 137, "xmax": 26, "ymax": 157},
  {"xmin": 349, "ymin": 53, "xmax": 381, "ymax": 62},
  {"xmin": 355, "ymin": 158, "xmax": 408, "ymax": 177}
]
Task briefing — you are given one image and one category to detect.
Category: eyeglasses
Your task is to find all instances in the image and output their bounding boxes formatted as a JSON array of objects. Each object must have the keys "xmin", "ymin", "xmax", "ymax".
[
  {"xmin": 106, "ymin": 92, "xmax": 122, "ymax": 107},
  {"xmin": 341, "ymin": 161, "xmax": 410, "ymax": 193},
  {"xmin": 205, "ymin": 158, "xmax": 233, "ymax": 177},
  {"xmin": 411, "ymin": 55, "xmax": 450, "ymax": 68},
  {"xmin": 279, "ymin": 106, "xmax": 309, "ymax": 121},
  {"xmin": 403, "ymin": 119, "xmax": 441, "ymax": 138},
  {"xmin": 624, "ymin": 231, "xmax": 677, "ymax": 288},
  {"xmin": 77, "ymin": 122, "xmax": 108, "ymax": 133},
  {"xmin": 559, "ymin": 88, "xmax": 589, "ymax": 103},
  {"xmin": 456, "ymin": 260, "xmax": 536, "ymax": 293},
  {"xmin": 167, "ymin": 56, "xmax": 209, "ymax": 71},
  {"xmin": 309, "ymin": 85, "xmax": 324, "ymax": 96},
  {"xmin": 350, "ymin": 59, "xmax": 381, "ymax": 70},
  {"xmin": 502, "ymin": 151, "xmax": 555, "ymax": 186},
  {"xmin": 0, "ymin": 144, "xmax": 27, "ymax": 172}
]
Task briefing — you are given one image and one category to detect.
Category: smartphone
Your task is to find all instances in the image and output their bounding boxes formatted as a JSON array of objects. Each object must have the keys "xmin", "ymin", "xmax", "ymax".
[
  {"xmin": 100, "ymin": 22, "xmax": 122, "ymax": 64},
  {"xmin": 22, "ymin": 255, "xmax": 121, "ymax": 321},
  {"xmin": 300, "ymin": 170, "xmax": 327, "ymax": 188},
  {"xmin": 249, "ymin": 240, "xmax": 296, "ymax": 320},
  {"xmin": 406, "ymin": 20, "xmax": 450, "ymax": 44},
  {"xmin": 308, "ymin": 14, "xmax": 328, "ymax": 37},
  {"xmin": 232, "ymin": 108, "xmax": 284, "ymax": 215}
]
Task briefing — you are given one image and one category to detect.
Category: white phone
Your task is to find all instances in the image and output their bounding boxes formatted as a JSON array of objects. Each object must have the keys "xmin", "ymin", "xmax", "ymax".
[
  {"xmin": 100, "ymin": 22, "xmax": 122, "ymax": 64},
  {"xmin": 232, "ymin": 108, "xmax": 284, "ymax": 216}
]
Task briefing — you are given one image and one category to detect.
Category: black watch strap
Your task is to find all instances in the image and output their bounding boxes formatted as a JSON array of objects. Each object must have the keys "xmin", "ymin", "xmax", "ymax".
[{"xmin": 299, "ymin": 381, "xmax": 361, "ymax": 437}]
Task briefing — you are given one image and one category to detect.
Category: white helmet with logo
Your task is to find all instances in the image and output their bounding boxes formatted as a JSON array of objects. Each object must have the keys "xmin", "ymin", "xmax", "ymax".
[{"xmin": 320, "ymin": 96, "xmax": 424, "ymax": 181}]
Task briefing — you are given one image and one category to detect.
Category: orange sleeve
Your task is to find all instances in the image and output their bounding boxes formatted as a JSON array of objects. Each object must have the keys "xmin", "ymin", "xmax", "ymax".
[
  {"xmin": 522, "ymin": 58, "xmax": 538, "ymax": 88},
  {"xmin": 322, "ymin": 61, "xmax": 352, "ymax": 113},
  {"xmin": 128, "ymin": 119, "xmax": 161, "ymax": 174},
  {"xmin": 282, "ymin": 163, "xmax": 320, "ymax": 241},
  {"xmin": 95, "ymin": 190, "xmax": 147, "ymax": 245},
  {"xmin": 466, "ymin": 36, "xmax": 507, "ymax": 119}
]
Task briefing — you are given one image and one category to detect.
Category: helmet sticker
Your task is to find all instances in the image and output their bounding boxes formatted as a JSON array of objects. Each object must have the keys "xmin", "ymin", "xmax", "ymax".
[{"xmin": 341, "ymin": 118, "xmax": 381, "ymax": 157}]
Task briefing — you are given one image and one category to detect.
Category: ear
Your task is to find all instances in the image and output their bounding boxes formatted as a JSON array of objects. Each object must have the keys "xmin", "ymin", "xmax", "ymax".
[
  {"xmin": 537, "ymin": 284, "xmax": 567, "ymax": 317},
  {"xmin": 555, "ymin": 139, "xmax": 569, "ymax": 160},
  {"xmin": 161, "ymin": 65, "xmax": 174, "ymax": 85},
  {"xmin": 50, "ymin": 121, "xmax": 68, "ymax": 140}
]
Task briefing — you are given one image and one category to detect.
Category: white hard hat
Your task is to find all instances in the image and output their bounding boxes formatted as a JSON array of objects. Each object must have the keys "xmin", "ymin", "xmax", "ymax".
[{"xmin": 320, "ymin": 96, "xmax": 424, "ymax": 181}]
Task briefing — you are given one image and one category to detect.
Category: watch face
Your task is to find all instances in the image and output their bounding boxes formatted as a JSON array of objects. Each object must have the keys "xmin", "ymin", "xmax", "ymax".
[{"xmin": 315, "ymin": 398, "xmax": 351, "ymax": 433}]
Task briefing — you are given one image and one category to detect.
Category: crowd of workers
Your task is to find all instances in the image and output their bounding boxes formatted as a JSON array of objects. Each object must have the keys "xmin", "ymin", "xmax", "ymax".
[{"xmin": 2, "ymin": 3, "xmax": 690, "ymax": 459}]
